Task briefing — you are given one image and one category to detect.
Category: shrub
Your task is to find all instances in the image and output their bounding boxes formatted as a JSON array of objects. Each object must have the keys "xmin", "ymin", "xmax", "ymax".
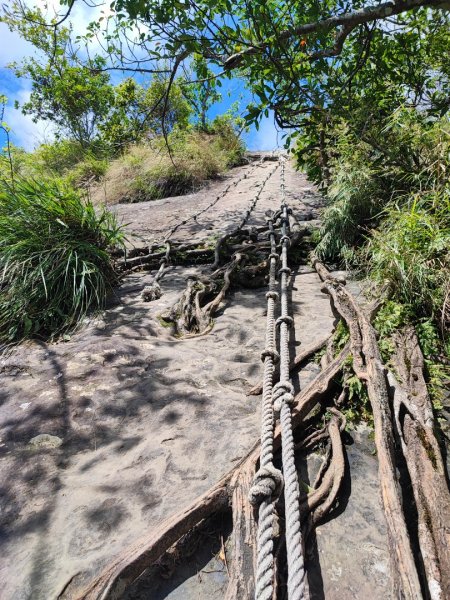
[
  {"xmin": 0, "ymin": 178, "xmax": 124, "ymax": 344},
  {"xmin": 313, "ymin": 111, "xmax": 449, "ymax": 267},
  {"xmin": 65, "ymin": 156, "xmax": 108, "ymax": 188},
  {"xmin": 92, "ymin": 128, "xmax": 245, "ymax": 204},
  {"xmin": 367, "ymin": 191, "xmax": 450, "ymax": 328},
  {"xmin": 34, "ymin": 139, "xmax": 88, "ymax": 174}
]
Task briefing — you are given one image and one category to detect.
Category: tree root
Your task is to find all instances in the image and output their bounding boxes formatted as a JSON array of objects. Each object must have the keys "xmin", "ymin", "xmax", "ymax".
[
  {"xmin": 311, "ymin": 256, "xmax": 449, "ymax": 599},
  {"xmin": 160, "ymin": 253, "xmax": 244, "ymax": 337},
  {"xmin": 117, "ymin": 242, "xmax": 215, "ymax": 272},
  {"xmin": 389, "ymin": 327, "xmax": 450, "ymax": 600},
  {"xmin": 301, "ymin": 409, "xmax": 346, "ymax": 529}
]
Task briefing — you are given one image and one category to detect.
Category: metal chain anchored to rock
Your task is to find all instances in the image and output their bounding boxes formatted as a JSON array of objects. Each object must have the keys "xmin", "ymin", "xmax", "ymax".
[
  {"xmin": 159, "ymin": 162, "xmax": 280, "ymax": 336},
  {"xmin": 140, "ymin": 157, "xmax": 272, "ymax": 302}
]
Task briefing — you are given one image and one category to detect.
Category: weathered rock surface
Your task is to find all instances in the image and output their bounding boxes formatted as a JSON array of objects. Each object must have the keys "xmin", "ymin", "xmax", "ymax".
[{"xmin": 0, "ymin": 158, "xmax": 392, "ymax": 599}]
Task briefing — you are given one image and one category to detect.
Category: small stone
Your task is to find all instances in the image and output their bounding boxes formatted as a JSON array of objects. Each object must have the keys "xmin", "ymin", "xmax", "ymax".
[{"xmin": 28, "ymin": 434, "xmax": 63, "ymax": 450}]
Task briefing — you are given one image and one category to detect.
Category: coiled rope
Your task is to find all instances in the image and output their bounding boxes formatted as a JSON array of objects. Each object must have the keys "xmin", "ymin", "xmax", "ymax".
[{"xmin": 249, "ymin": 155, "xmax": 306, "ymax": 599}]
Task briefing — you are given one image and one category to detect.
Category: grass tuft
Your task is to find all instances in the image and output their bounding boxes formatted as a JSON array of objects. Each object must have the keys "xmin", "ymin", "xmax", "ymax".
[
  {"xmin": 92, "ymin": 128, "xmax": 245, "ymax": 205},
  {"xmin": 0, "ymin": 178, "xmax": 124, "ymax": 344}
]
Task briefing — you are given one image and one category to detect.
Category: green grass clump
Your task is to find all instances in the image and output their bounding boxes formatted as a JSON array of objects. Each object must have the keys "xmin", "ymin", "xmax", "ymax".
[
  {"xmin": 91, "ymin": 127, "xmax": 245, "ymax": 205},
  {"xmin": 315, "ymin": 159, "xmax": 385, "ymax": 266},
  {"xmin": 0, "ymin": 178, "xmax": 124, "ymax": 344},
  {"xmin": 367, "ymin": 192, "xmax": 450, "ymax": 328}
]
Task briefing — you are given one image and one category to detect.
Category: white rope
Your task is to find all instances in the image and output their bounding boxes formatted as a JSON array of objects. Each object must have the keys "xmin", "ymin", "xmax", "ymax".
[
  {"xmin": 250, "ymin": 155, "xmax": 306, "ymax": 600},
  {"xmin": 276, "ymin": 155, "xmax": 306, "ymax": 598},
  {"xmin": 248, "ymin": 212, "xmax": 283, "ymax": 600}
]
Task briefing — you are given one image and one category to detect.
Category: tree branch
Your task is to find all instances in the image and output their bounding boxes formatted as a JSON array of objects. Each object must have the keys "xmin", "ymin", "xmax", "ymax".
[{"xmin": 224, "ymin": 0, "xmax": 445, "ymax": 69}]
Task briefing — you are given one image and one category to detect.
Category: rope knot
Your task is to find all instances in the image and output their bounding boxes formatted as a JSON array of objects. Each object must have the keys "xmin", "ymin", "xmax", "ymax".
[
  {"xmin": 280, "ymin": 235, "xmax": 291, "ymax": 246},
  {"xmin": 268, "ymin": 252, "xmax": 279, "ymax": 263},
  {"xmin": 261, "ymin": 348, "xmax": 280, "ymax": 364},
  {"xmin": 278, "ymin": 266, "xmax": 292, "ymax": 277},
  {"xmin": 265, "ymin": 290, "xmax": 279, "ymax": 301},
  {"xmin": 273, "ymin": 381, "xmax": 295, "ymax": 412},
  {"xmin": 276, "ymin": 315, "xmax": 294, "ymax": 329},
  {"xmin": 248, "ymin": 465, "xmax": 284, "ymax": 506}
]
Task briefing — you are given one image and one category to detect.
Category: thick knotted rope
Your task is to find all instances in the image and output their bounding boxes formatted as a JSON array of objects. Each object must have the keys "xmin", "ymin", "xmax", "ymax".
[
  {"xmin": 248, "ymin": 213, "xmax": 283, "ymax": 600},
  {"xmin": 251, "ymin": 155, "xmax": 306, "ymax": 600},
  {"xmin": 277, "ymin": 157, "xmax": 306, "ymax": 599}
]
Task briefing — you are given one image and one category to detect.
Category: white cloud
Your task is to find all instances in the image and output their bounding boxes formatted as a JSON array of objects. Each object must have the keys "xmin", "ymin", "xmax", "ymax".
[
  {"xmin": 0, "ymin": 0, "xmax": 111, "ymax": 149},
  {"xmin": 5, "ymin": 86, "xmax": 55, "ymax": 150},
  {"xmin": 0, "ymin": 24, "xmax": 34, "ymax": 66}
]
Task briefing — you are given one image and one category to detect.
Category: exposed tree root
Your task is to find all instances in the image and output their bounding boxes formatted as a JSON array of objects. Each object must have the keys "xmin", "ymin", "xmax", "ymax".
[
  {"xmin": 301, "ymin": 409, "xmax": 346, "ymax": 529},
  {"xmin": 158, "ymin": 216, "xmax": 316, "ymax": 337},
  {"xmin": 160, "ymin": 253, "xmax": 245, "ymax": 336},
  {"xmin": 312, "ymin": 256, "xmax": 450, "ymax": 599},
  {"xmin": 117, "ymin": 242, "xmax": 215, "ymax": 272},
  {"xmin": 389, "ymin": 327, "xmax": 450, "ymax": 600}
]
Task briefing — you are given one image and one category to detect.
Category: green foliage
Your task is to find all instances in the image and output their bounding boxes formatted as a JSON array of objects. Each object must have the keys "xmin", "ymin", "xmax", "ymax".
[
  {"xmin": 35, "ymin": 140, "xmax": 90, "ymax": 174},
  {"xmin": 0, "ymin": 179, "xmax": 124, "ymax": 344},
  {"xmin": 332, "ymin": 320, "xmax": 350, "ymax": 356},
  {"xmin": 66, "ymin": 156, "xmax": 108, "ymax": 188},
  {"xmin": 416, "ymin": 320, "xmax": 450, "ymax": 410},
  {"xmin": 141, "ymin": 75, "xmax": 192, "ymax": 135},
  {"xmin": 93, "ymin": 127, "xmax": 245, "ymax": 204},
  {"xmin": 3, "ymin": 3, "xmax": 114, "ymax": 146},
  {"xmin": 368, "ymin": 192, "xmax": 450, "ymax": 327},
  {"xmin": 373, "ymin": 301, "xmax": 411, "ymax": 362},
  {"xmin": 1, "ymin": 145, "xmax": 37, "ymax": 181},
  {"xmin": 98, "ymin": 76, "xmax": 192, "ymax": 153},
  {"xmin": 182, "ymin": 56, "xmax": 222, "ymax": 130},
  {"xmin": 343, "ymin": 372, "xmax": 372, "ymax": 428}
]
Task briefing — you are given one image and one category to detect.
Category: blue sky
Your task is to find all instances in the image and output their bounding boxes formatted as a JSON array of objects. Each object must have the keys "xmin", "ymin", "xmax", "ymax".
[{"xmin": 0, "ymin": 1, "xmax": 282, "ymax": 152}]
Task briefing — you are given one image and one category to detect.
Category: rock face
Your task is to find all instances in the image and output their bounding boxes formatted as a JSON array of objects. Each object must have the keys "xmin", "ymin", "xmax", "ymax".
[{"xmin": 0, "ymin": 158, "xmax": 392, "ymax": 599}]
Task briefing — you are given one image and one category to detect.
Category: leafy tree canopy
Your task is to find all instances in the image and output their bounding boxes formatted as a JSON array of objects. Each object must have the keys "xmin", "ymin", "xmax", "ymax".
[
  {"xmin": 49, "ymin": 0, "xmax": 450, "ymax": 137},
  {"xmin": 2, "ymin": 4, "xmax": 114, "ymax": 146}
]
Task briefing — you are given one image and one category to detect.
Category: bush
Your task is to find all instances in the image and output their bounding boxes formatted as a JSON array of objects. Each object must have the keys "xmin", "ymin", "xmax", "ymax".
[
  {"xmin": 65, "ymin": 156, "xmax": 108, "ymax": 188},
  {"xmin": 92, "ymin": 128, "xmax": 245, "ymax": 204},
  {"xmin": 34, "ymin": 139, "xmax": 88, "ymax": 174},
  {"xmin": 312, "ymin": 111, "xmax": 449, "ymax": 261},
  {"xmin": 367, "ymin": 191, "xmax": 450, "ymax": 328},
  {"xmin": 0, "ymin": 178, "xmax": 124, "ymax": 344},
  {"xmin": 315, "ymin": 156, "xmax": 385, "ymax": 265}
]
